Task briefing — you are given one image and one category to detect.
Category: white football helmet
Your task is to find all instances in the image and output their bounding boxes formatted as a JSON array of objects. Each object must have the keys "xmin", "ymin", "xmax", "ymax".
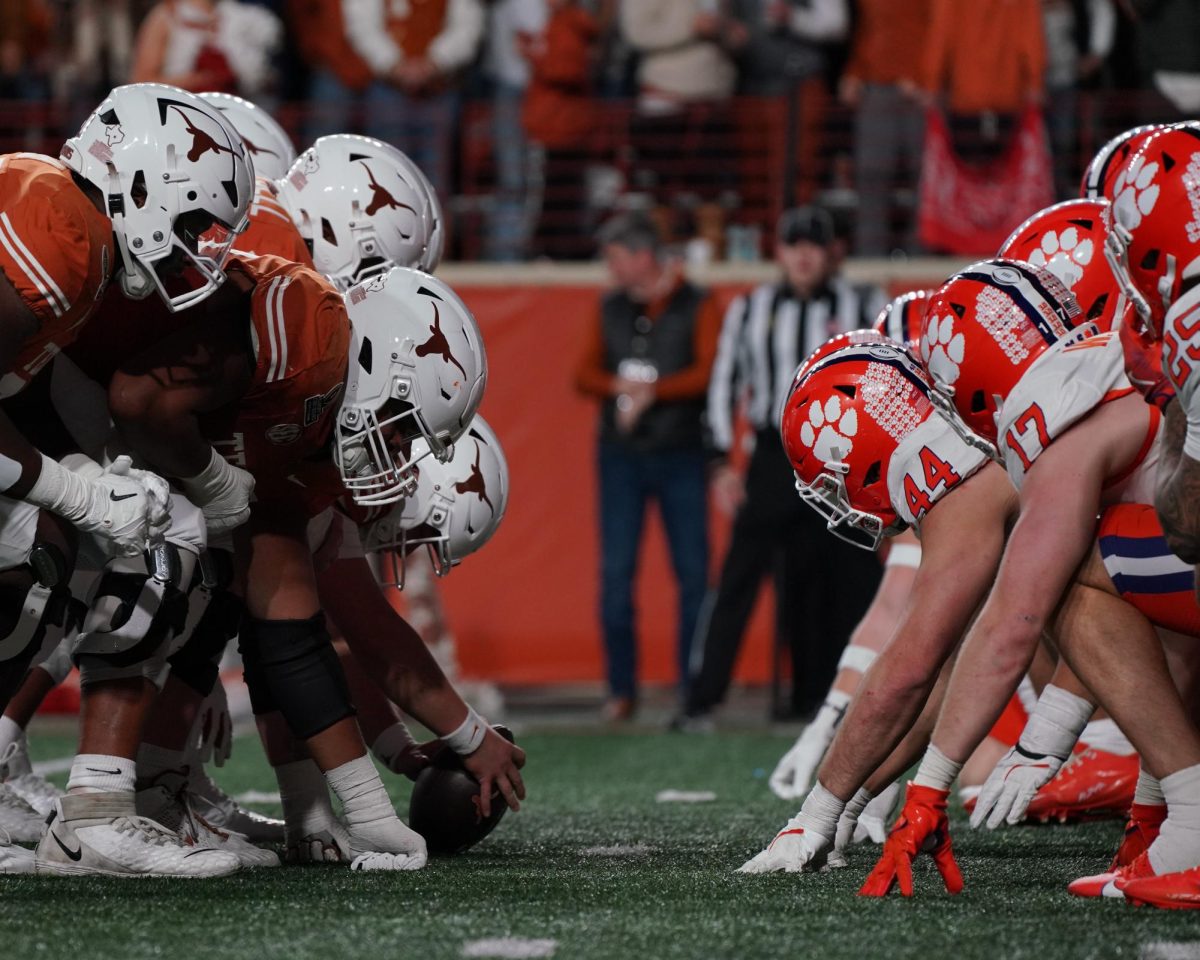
[
  {"xmin": 363, "ymin": 415, "xmax": 509, "ymax": 584},
  {"xmin": 197, "ymin": 92, "xmax": 296, "ymax": 181},
  {"xmin": 277, "ymin": 134, "xmax": 443, "ymax": 287},
  {"xmin": 337, "ymin": 266, "xmax": 486, "ymax": 506},
  {"xmin": 60, "ymin": 83, "xmax": 253, "ymax": 312}
]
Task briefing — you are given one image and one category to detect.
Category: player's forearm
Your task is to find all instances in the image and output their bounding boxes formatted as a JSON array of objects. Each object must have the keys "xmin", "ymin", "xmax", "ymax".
[
  {"xmin": 929, "ymin": 615, "xmax": 1040, "ymax": 764},
  {"xmin": 1156, "ymin": 401, "xmax": 1200, "ymax": 560},
  {"xmin": 0, "ymin": 405, "xmax": 50, "ymax": 499},
  {"xmin": 109, "ymin": 377, "xmax": 213, "ymax": 478}
]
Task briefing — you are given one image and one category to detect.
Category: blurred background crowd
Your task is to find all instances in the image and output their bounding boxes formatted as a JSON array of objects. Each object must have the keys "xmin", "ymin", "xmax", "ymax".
[{"xmin": 2, "ymin": 0, "xmax": 1197, "ymax": 263}]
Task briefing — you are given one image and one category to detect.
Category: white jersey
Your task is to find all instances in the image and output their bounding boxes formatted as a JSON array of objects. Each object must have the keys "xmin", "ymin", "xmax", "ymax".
[
  {"xmin": 888, "ymin": 413, "xmax": 990, "ymax": 529},
  {"xmin": 995, "ymin": 332, "xmax": 1130, "ymax": 491}
]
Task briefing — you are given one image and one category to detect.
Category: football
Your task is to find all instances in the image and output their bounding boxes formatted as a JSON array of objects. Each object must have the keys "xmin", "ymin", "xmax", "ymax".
[{"xmin": 408, "ymin": 724, "xmax": 516, "ymax": 855}]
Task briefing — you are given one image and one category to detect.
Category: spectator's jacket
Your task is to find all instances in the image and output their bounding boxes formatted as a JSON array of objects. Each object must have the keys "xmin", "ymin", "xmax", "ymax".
[
  {"xmin": 841, "ymin": 0, "xmax": 932, "ymax": 88},
  {"xmin": 620, "ymin": 0, "xmax": 735, "ymax": 105},
  {"xmin": 575, "ymin": 278, "xmax": 721, "ymax": 453},
  {"xmin": 289, "ymin": 0, "xmax": 373, "ymax": 91},
  {"xmin": 919, "ymin": 0, "xmax": 1045, "ymax": 114},
  {"xmin": 522, "ymin": 5, "xmax": 599, "ymax": 149},
  {"xmin": 342, "ymin": 0, "xmax": 484, "ymax": 78}
]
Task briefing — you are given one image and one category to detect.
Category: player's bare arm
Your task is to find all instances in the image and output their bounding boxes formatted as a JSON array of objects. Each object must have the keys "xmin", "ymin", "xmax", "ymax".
[
  {"xmin": 317, "ymin": 552, "xmax": 526, "ymax": 815},
  {"xmin": 1155, "ymin": 401, "xmax": 1200, "ymax": 563},
  {"xmin": 819, "ymin": 463, "xmax": 1013, "ymax": 801},
  {"xmin": 0, "ymin": 272, "xmax": 54, "ymax": 496},
  {"xmin": 931, "ymin": 395, "xmax": 1147, "ymax": 765}
]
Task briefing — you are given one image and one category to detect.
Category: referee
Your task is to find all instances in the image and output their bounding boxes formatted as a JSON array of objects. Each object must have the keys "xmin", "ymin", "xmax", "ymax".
[{"xmin": 678, "ymin": 205, "xmax": 885, "ymax": 728}]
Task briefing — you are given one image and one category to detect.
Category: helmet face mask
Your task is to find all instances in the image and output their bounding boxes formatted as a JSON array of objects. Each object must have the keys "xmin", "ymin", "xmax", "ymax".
[
  {"xmin": 61, "ymin": 84, "xmax": 253, "ymax": 312},
  {"xmin": 337, "ymin": 267, "xmax": 486, "ymax": 507},
  {"xmin": 362, "ymin": 417, "xmax": 509, "ymax": 584},
  {"xmin": 794, "ymin": 471, "xmax": 891, "ymax": 551}
]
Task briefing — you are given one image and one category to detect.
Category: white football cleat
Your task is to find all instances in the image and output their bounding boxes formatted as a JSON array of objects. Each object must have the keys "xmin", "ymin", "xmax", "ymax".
[
  {"xmin": 0, "ymin": 831, "xmax": 36, "ymax": 874},
  {"xmin": 6, "ymin": 771, "xmax": 64, "ymax": 817},
  {"xmin": 0, "ymin": 781, "xmax": 45, "ymax": 843},
  {"xmin": 186, "ymin": 766, "xmax": 285, "ymax": 844},
  {"xmin": 137, "ymin": 771, "xmax": 279, "ymax": 869},
  {"xmin": 35, "ymin": 793, "xmax": 240, "ymax": 877},
  {"xmin": 347, "ymin": 815, "xmax": 428, "ymax": 871}
]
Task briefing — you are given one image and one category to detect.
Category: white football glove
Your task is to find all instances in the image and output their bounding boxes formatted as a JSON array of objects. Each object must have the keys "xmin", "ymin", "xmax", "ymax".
[
  {"xmin": 285, "ymin": 821, "xmax": 352, "ymax": 864},
  {"xmin": 854, "ymin": 780, "xmax": 900, "ymax": 843},
  {"xmin": 180, "ymin": 447, "xmax": 255, "ymax": 531},
  {"xmin": 970, "ymin": 747, "xmax": 1063, "ymax": 829},
  {"xmin": 347, "ymin": 816, "xmax": 428, "ymax": 871},
  {"xmin": 738, "ymin": 784, "xmax": 843, "ymax": 874},
  {"xmin": 768, "ymin": 693, "xmax": 848, "ymax": 800},
  {"xmin": 26, "ymin": 453, "xmax": 163, "ymax": 557}
]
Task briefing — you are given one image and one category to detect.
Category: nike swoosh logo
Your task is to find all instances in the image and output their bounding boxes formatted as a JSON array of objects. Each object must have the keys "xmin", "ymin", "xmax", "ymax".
[
  {"xmin": 52, "ymin": 830, "xmax": 83, "ymax": 861},
  {"xmin": 85, "ymin": 767, "xmax": 122, "ymax": 775},
  {"xmin": 110, "ymin": 492, "xmax": 138, "ymax": 502}
]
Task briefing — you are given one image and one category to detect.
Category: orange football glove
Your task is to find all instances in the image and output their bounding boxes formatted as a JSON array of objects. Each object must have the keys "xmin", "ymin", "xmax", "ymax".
[
  {"xmin": 1120, "ymin": 317, "xmax": 1174, "ymax": 412},
  {"xmin": 858, "ymin": 783, "xmax": 964, "ymax": 897}
]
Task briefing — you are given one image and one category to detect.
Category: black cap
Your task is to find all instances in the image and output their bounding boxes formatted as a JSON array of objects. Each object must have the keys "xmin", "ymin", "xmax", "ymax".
[{"xmin": 777, "ymin": 206, "xmax": 835, "ymax": 247}]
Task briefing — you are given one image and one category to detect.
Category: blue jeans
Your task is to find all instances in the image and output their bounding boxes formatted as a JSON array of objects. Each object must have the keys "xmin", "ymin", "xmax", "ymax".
[{"xmin": 598, "ymin": 443, "xmax": 709, "ymax": 700}]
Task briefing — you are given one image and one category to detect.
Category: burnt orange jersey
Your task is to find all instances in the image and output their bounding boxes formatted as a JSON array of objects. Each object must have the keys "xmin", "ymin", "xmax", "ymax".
[
  {"xmin": 200, "ymin": 253, "xmax": 348, "ymax": 506},
  {"xmin": 234, "ymin": 177, "xmax": 313, "ymax": 268},
  {"xmin": 0, "ymin": 154, "xmax": 112, "ymax": 397}
]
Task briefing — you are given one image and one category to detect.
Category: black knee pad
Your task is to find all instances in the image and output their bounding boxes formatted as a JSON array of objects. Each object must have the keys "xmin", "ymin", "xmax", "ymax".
[
  {"xmin": 169, "ymin": 588, "xmax": 244, "ymax": 697},
  {"xmin": 239, "ymin": 613, "xmax": 354, "ymax": 740}
]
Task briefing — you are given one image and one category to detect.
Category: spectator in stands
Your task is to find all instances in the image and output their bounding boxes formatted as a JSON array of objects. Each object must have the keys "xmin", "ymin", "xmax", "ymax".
[
  {"xmin": 918, "ymin": 0, "xmax": 1045, "ymax": 161},
  {"xmin": 130, "ymin": 0, "xmax": 282, "ymax": 97},
  {"xmin": 1128, "ymin": 0, "xmax": 1200, "ymax": 121},
  {"xmin": 574, "ymin": 212, "xmax": 721, "ymax": 722},
  {"xmin": 1042, "ymin": 0, "xmax": 1115, "ymax": 197},
  {"xmin": 521, "ymin": 0, "xmax": 599, "ymax": 259},
  {"xmin": 839, "ymin": 0, "xmax": 931, "ymax": 255},
  {"xmin": 678, "ymin": 206, "xmax": 883, "ymax": 730},
  {"xmin": 483, "ymin": 0, "xmax": 548, "ymax": 262},
  {"xmin": 327, "ymin": 0, "xmax": 485, "ymax": 196},
  {"xmin": 729, "ymin": 0, "xmax": 848, "ymax": 96},
  {"xmin": 0, "ymin": 0, "xmax": 52, "ymax": 100},
  {"xmin": 54, "ymin": 1, "xmax": 137, "ymax": 115},
  {"xmin": 619, "ymin": 0, "xmax": 746, "ymax": 241}
]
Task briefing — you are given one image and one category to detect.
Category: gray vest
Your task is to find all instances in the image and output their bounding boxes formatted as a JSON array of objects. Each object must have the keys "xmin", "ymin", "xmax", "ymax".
[{"xmin": 598, "ymin": 281, "xmax": 708, "ymax": 452}]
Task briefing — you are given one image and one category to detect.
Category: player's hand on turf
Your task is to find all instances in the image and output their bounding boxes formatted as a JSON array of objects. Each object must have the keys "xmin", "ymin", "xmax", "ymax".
[
  {"xmin": 970, "ymin": 746, "xmax": 1063, "ymax": 829},
  {"xmin": 463, "ymin": 727, "xmax": 526, "ymax": 817},
  {"xmin": 285, "ymin": 822, "xmax": 352, "ymax": 864},
  {"xmin": 859, "ymin": 783, "xmax": 963, "ymax": 897},
  {"xmin": 768, "ymin": 727, "xmax": 828, "ymax": 800},
  {"xmin": 855, "ymin": 781, "xmax": 900, "ymax": 844}
]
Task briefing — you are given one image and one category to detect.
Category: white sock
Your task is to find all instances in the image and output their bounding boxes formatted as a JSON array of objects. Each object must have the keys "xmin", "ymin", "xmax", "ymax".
[
  {"xmin": 67, "ymin": 754, "xmax": 136, "ymax": 795},
  {"xmin": 1134, "ymin": 768, "xmax": 1165, "ymax": 807},
  {"xmin": 1148, "ymin": 763, "xmax": 1200, "ymax": 875},
  {"xmin": 0, "ymin": 717, "xmax": 31, "ymax": 778},
  {"xmin": 1080, "ymin": 718, "xmax": 1134, "ymax": 755},
  {"xmin": 275, "ymin": 759, "xmax": 337, "ymax": 836},
  {"xmin": 325, "ymin": 754, "xmax": 396, "ymax": 831},
  {"xmin": 913, "ymin": 744, "xmax": 963, "ymax": 791},
  {"xmin": 135, "ymin": 743, "xmax": 188, "ymax": 781}
]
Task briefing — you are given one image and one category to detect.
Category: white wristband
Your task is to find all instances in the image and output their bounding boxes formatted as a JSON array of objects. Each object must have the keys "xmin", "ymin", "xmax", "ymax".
[
  {"xmin": 885, "ymin": 543, "xmax": 922, "ymax": 569},
  {"xmin": 837, "ymin": 644, "xmax": 877, "ymax": 674},
  {"xmin": 443, "ymin": 707, "xmax": 487, "ymax": 756},
  {"xmin": 181, "ymin": 447, "xmax": 238, "ymax": 505},
  {"xmin": 26, "ymin": 454, "xmax": 90, "ymax": 521}
]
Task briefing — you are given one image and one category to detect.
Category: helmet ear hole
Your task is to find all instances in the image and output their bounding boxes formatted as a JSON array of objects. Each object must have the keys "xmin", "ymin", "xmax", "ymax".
[
  {"xmin": 1141, "ymin": 249, "xmax": 1160, "ymax": 271},
  {"xmin": 322, "ymin": 217, "xmax": 338, "ymax": 246},
  {"xmin": 833, "ymin": 384, "xmax": 856, "ymax": 399},
  {"xmin": 130, "ymin": 170, "xmax": 147, "ymax": 209},
  {"xmin": 357, "ymin": 337, "xmax": 373, "ymax": 374},
  {"xmin": 863, "ymin": 460, "xmax": 881, "ymax": 487},
  {"xmin": 1087, "ymin": 292, "xmax": 1109, "ymax": 321},
  {"xmin": 970, "ymin": 390, "xmax": 987, "ymax": 414}
]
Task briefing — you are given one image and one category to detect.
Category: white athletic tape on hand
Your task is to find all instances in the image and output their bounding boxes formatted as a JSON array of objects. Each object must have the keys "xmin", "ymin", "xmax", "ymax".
[
  {"xmin": 885, "ymin": 543, "xmax": 922, "ymax": 569},
  {"xmin": 837, "ymin": 644, "xmax": 877, "ymax": 674}
]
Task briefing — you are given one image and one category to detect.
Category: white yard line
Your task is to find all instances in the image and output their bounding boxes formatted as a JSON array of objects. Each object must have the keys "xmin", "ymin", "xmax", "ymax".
[{"xmin": 461, "ymin": 939, "xmax": 558, "ymax": 959}]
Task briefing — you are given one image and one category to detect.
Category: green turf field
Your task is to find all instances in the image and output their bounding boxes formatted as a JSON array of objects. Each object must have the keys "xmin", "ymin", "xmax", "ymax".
[{"xmin": 4, "ymin": 724, "xmax": 1200, "ymax": 960}]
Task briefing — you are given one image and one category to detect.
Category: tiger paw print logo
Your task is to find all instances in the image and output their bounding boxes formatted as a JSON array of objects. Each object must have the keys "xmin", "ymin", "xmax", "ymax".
[
  {"xmin": 1111, "ymin": 155, "xmax": 1161, "ymax": 232},
  {"xmin": 921, "ymin": 314, "xmax": 965, "ymax": 389},
  {"xmin": 799, "ymin": 396, "xmax": 857, "ymax": 466},
  {"xmin": 1027, "ymin": 227, "xmax": 1093, "ymax": 290}
]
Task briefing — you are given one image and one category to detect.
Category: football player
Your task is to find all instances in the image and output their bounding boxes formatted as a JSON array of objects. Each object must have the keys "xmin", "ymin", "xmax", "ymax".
[{"xmin": 0, "ymin": 83, "xmax": 254, "ymax": 876}]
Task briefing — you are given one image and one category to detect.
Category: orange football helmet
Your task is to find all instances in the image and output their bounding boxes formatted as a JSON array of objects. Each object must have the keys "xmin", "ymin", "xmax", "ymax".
[
  {"xmin": 872, "ymin": 290, "xmax": 930, "ymax": 350},
  {"xmin": 918, "ymin": 259, "xmax": 1085, "ymax": 443},
  {"xmin": 1080, "ymin": 125, "xmax": 1168, "ymax": 202},
  {"xmin": 780, "ymin": 337, "xmax": 936, "ymax": 550},
  {"xmin": 999, "ymin": 199, "xmax": 1124, "ymax": 330},
  {"xmin": 1103, "ymin": 123, "xmax": 1200, "ymax": 335}
]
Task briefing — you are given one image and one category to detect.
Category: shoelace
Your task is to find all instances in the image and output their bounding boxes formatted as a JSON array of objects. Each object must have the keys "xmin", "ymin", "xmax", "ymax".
[{"xmin": 112, "ymin": 816, "xmax": 190, "ymax": 849}]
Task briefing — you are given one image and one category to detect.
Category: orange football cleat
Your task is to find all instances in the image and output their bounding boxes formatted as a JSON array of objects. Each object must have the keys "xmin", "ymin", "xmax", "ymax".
[
  {"xmin": 1123, "ymin": 863, "xmax": 1200, "ymax": 909},
  {"xmin": 1024, "ymin": 749, "xmax": 1139, "ymax": 823},
  {"xmin": 1110, "ymin": 803, "xmax": 1167, "ymax": 870},
  {"xmin": 1068, "ymin": 851, "xmax": 1156, "ymax": 899}
]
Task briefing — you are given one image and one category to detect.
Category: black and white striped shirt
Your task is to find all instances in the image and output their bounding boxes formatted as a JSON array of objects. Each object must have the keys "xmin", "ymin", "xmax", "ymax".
[{"xmin": 707, "ymin": 276, "xmax": 886, "ymax": 453}]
